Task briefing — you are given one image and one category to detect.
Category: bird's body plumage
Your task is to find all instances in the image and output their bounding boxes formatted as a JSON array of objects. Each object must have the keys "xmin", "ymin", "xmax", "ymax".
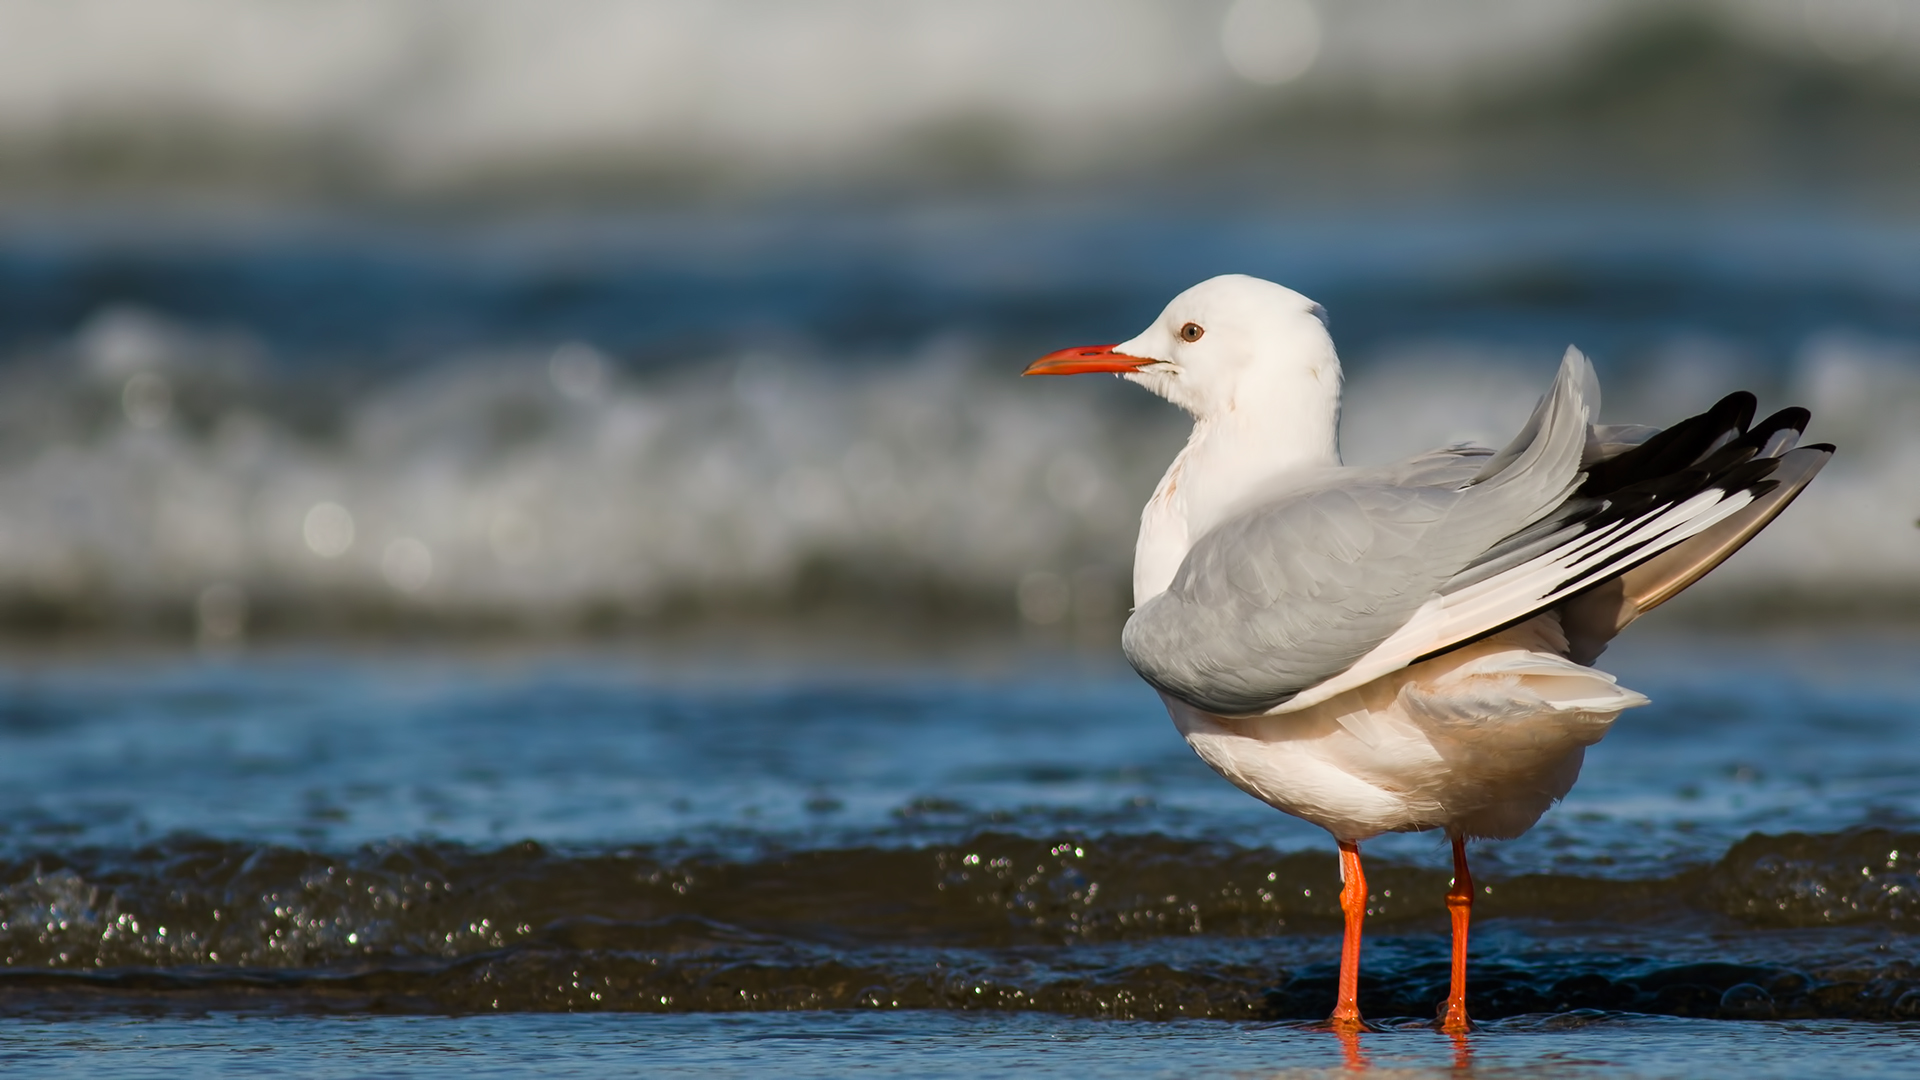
[
  {"xmin": 1025, "ymin": 273, "xmax": 1830, "ymax": 1029},
  {"xmin": 1163, "ymin": 610, "xmax": 1635, "ymax": 843}
]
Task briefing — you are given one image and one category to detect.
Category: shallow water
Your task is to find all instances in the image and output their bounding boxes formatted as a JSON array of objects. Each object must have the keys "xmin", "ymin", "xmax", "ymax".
[
  {"xmin": 6, "ymin": 1012, "xmax": 1920, "ymax": 1080},
  {"xmin": 2, "ymin": 630, "xmax": 1919, "ymax": 1080}
]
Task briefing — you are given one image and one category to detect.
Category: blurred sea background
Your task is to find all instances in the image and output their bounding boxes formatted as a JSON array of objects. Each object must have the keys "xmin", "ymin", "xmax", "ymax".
[{"xmin": 3, "ymin": 2, "xmax": 1920, "ymax": 1076}]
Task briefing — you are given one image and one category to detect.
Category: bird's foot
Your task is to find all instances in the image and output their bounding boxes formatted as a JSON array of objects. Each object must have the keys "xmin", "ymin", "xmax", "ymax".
[{"xmin": 1318, "ymin": 1008, "xmax": 1374, "ymax": 1034}]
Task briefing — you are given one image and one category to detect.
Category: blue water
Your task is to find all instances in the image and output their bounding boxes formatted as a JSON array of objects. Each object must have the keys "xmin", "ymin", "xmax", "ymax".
[
  {"xmin": 1, "ymin": 198, "xmax": 1917, "ymax": 1074},
  {"xmin": 3, "ymin": 631, "xmax": 1916, "ymax": 869},
  {"xmin": 1, "ymin": 629, "xmax": 1919, "ymax": 1080},
  {"xmin": 4, "ymin": 1012, "xmax": 1920, "ymax": 1079}
]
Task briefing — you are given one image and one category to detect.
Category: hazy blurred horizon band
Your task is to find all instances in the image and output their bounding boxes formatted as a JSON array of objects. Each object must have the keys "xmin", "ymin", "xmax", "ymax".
[{"xmin": 1, "ymin": 0, "xmax": 1920, "ymax": 205}]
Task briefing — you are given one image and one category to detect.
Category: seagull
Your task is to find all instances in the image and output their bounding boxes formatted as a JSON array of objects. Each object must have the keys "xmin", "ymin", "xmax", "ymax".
[{"xmin": 1025, "ymin": 274, "xmax": 1830, "ymax": 1032}]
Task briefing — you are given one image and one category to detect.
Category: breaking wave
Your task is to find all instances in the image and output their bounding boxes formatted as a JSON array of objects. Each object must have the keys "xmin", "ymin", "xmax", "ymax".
[
  {"xmin": 6, "ymin": 829, "xmax": 1920, "ymax": 1019},
  {"xmin": 0, "ymin": 300, "xmax": 1914, "ymax": 639}
]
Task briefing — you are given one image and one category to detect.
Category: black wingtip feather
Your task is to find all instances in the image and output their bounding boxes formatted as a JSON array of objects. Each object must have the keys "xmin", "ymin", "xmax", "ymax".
[
  {"xmin": 1716, "ymin": 456, "xmax": 1784, "ymax": 492},
  {"xmin": 1578, "ymin": 390, "xmax": 1762, "ymax": 496},
  {"xmin": 1719, "ymin": 390, "xmax": 1760, "ymax": 434},
  {"xmin": 1423, "ymin": 393, "xmax": 1827, "ymax": 673},
  {"xmin": 1694, "ymin": 439, "xmax": 1760, "ymax": 476},
  {"xmin": 1749, "ymin": 407, "xmax": 1811, "ymax": 444}
]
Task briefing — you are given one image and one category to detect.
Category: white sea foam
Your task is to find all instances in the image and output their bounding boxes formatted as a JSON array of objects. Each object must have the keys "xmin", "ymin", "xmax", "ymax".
[{"xmin": 0, "ymin": 308, "xmax": 1912, "ymax": 634}]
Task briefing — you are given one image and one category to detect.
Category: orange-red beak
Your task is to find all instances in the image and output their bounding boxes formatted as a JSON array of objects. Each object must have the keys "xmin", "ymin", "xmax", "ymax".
[{"xmin": 1022, "ymin": 344, "xmax": 1157, "ymax": 376}]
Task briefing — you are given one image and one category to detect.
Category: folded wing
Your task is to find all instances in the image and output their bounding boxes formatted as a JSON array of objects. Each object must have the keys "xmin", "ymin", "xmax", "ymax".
[
  {"xmin": 1122, "ymin": 348, "xmax": 1595, "ymax": 716},
  {"xmin": 1122, "ymin": 348, "xmax": 1832, "ymax": 718}
]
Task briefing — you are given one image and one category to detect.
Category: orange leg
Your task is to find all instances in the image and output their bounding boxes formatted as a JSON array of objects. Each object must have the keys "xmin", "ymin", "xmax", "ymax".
[
  {"xmin": 1440, "ymin": 834, "xmax": 1474, "ymax": 1034},
  {"xmin": 1331, "ymin": 839, "xmax": 1366, "ymax": 1028}
]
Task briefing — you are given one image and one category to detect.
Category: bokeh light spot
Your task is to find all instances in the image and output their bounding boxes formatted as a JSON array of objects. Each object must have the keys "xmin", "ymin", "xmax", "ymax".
[
  {"xmin": 303, "ymin": 503, "xmax": 356, "ymax": 559},
  {"xmin": 1222, "ymin": 0, "xmax": 1322, "ymax": 86},
  {"xmin": 382, "ymin": 538, "xmax": 434, "ymax": 593}
]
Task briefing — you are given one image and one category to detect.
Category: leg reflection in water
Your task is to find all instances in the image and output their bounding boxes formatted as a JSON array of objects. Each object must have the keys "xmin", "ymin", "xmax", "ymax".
[
  {"xmin": 1336, "ymin": 1024, "xmax": 1369, "ymax": 1072},
  {"xmin": 1324, "ymin": 1021, "xmax": 1473, "ymax": 1075},
  {"xmin": 1449, "ymin": 1029, "xmax": 1473, "ymax": 1073}
]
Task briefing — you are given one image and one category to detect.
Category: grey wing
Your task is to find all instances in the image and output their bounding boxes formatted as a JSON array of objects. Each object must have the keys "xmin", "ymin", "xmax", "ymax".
[
  {"xmin": 1122, "ymin": 349, "xmax": 1597, "ymax": 716},
  {"xmin": 1121, "ymin": 482, "xmax": 1481, "ymax": 715},
  {"xmin": 1282, "ymin": 388, "xmax": 1831, "ymax": 713}
]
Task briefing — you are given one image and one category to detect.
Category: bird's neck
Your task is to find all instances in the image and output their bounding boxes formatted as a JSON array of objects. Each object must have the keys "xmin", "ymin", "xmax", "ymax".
[{"xmin": 1132, "ymin": 384, "xmax": 1342, "ymax": 607}]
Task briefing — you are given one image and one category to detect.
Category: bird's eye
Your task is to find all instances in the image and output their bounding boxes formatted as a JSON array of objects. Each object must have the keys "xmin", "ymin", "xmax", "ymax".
[{"xmin": 1179, "ymin": 322, "xmax": 1204, "ymax": 342}]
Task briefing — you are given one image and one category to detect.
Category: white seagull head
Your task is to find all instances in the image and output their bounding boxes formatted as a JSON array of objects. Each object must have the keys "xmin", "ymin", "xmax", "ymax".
[{"xmin": 1025, "ymin": 274, "xmax": 1339, "ymax": 420}]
